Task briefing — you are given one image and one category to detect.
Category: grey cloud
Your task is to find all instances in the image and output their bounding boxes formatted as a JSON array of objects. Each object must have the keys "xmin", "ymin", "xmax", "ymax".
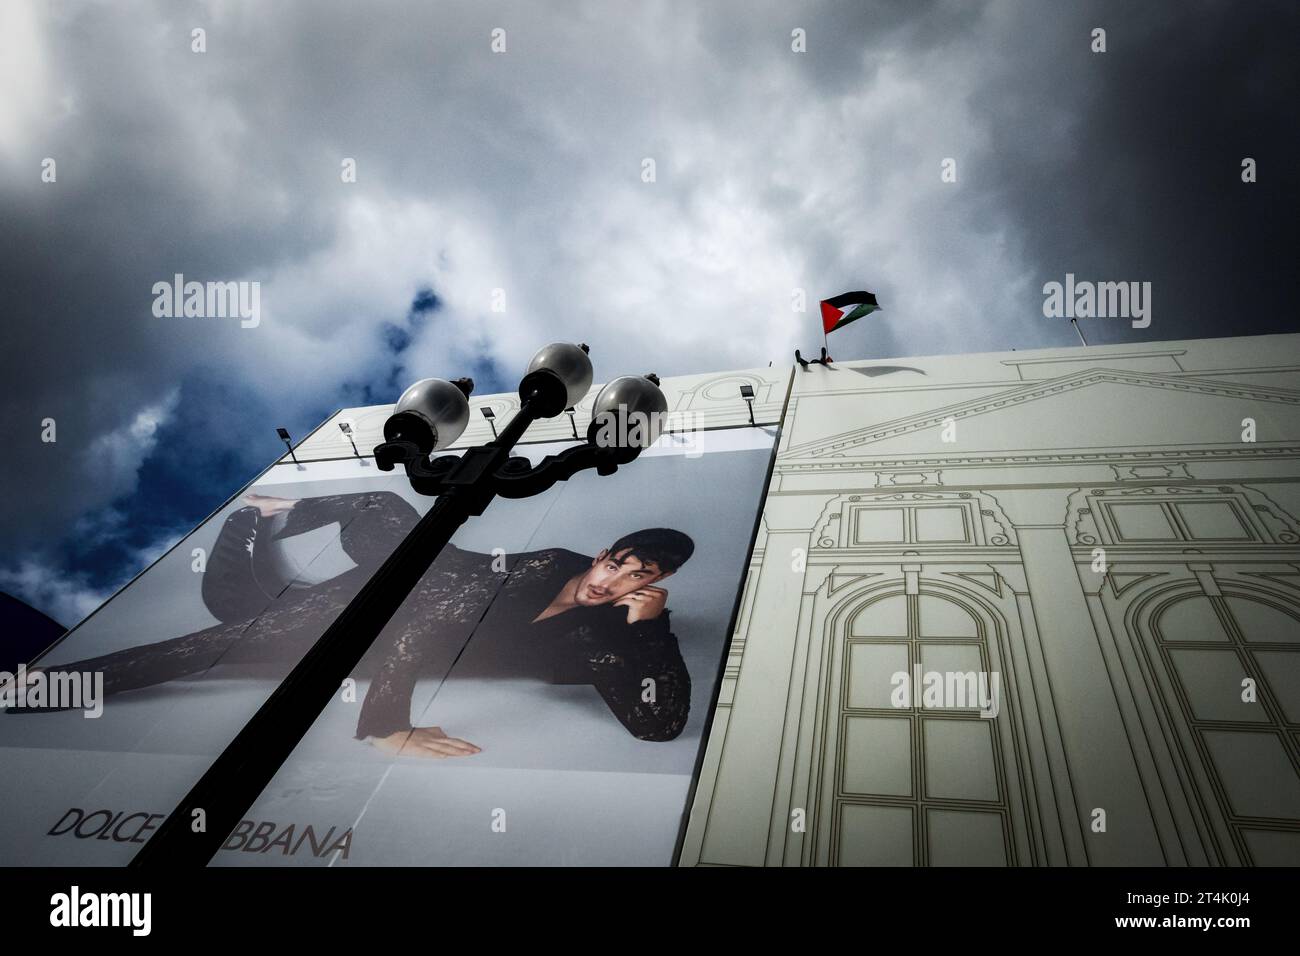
[{"xmin": 0, "ymin": 0, "xmax": 1293, "ymax": 603}]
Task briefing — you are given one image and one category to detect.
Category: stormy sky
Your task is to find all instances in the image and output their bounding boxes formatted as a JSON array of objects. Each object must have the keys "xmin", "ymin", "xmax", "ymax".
[{"xmin": 0, "ymin": 0, "xmax": 1295, "ymax": 626}]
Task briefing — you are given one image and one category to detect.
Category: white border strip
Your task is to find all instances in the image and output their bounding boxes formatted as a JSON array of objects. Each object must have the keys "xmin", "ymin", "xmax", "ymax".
[{"xmin": 257, "ymin": 426, "xmax": 776, "ymax": 487}]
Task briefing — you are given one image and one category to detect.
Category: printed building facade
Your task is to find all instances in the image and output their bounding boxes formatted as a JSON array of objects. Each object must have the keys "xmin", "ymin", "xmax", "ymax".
[
  {"xmin": 8, "ymin": 331, "xmax": 1298, "ymax": 866},
  {"xmin": 291, "ymin": 331, "xmax": 1300, "ymax": 866},
  {"xmin": 672, "ymin": 332, "xmax": 1300, "ymax": 866}
]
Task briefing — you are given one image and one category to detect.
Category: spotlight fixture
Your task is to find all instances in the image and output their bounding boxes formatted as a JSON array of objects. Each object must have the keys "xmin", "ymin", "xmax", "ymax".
[
  {"xmin": 275, "ymin": 427, "xmax": 299, "ymax": 465},
  {"xmin": 739, "ymin": 384, "xmax": 755, "ymax": 426},
  {"xmin": 338, "ymin": 421, "xmax": 360, "ymax": 458},
  {"xmin": 480, "ymin": 405, "xmax": 498, "ymax": 439}
]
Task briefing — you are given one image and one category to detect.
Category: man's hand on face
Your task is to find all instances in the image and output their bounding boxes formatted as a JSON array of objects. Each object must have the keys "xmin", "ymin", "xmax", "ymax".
[
  {"xmin": 369, "ymin": 726, "xmax": 481, "ymax": 758},
  {"xmin": 613, "ymin": 585, "xmax": 668, "ymax": 624}
]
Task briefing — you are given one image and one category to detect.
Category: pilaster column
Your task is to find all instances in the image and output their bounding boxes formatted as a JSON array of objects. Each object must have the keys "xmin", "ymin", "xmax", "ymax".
[
  {"xmin": 997, "ymin": 489, "xmax": 1164, "ymax": 863},
  {"xmin": 689, "ymin": 495, "xmax": 825, "ymax": 866}
]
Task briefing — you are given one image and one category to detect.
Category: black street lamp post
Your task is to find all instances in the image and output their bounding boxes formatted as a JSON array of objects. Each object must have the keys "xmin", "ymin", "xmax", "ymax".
[{"xmin": 130, "ymin": 343, "xmax": 666, "ymax": 867}]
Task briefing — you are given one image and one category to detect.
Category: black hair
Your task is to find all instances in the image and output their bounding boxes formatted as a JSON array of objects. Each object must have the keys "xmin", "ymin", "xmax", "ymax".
[{"xmin": 606, "ymin": 528, "xmax": 695, "ymax": 575}]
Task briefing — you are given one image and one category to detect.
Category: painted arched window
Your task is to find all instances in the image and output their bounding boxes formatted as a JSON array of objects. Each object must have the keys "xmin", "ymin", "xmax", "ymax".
[
  {"xmin": 1151, "ymin": 590, "xmax": 1300, "ymax": 864},
  {"xmin": 825, "ymin": 590, "xmax": 1015, "ymax": 865}
]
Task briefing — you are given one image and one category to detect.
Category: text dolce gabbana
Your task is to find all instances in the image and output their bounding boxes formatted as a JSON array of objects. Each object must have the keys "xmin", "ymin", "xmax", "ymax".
[{"xmin": 49, "ymin": 806, "xmax": 353, "ymax": 859}]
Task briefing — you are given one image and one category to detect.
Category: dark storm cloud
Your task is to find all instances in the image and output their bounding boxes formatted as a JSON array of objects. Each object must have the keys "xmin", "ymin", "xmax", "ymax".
[
  {"xmin": 0, "ymin": 0, "xmax": 1294, "ymax": 622},
  {"xmin": 969, "ymin": 0, "xmax": 1298, "ymax": 347}
]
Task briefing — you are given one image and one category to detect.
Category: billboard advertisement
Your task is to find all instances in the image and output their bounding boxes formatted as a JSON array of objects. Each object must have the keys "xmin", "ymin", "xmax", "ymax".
[{"xmin": 0, "ymin": 426, "xmax": 774, "ymax": 865}]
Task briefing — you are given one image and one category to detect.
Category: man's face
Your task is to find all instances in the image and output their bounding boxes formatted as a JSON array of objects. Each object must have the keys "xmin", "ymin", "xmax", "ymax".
[{"xmin": 573, "ymin": 548, "xmax": 670, "ymax": 606}]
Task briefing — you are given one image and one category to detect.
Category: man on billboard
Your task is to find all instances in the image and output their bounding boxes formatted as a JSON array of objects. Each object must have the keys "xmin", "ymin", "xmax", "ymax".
[{"xmin": 6, "ymin": 491, "xmax": 695, "ymax": 756}]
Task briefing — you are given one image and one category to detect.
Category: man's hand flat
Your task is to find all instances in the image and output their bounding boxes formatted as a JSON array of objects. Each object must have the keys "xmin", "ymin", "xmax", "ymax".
[{"xmin": 371, "ymin": 726, "xmax": 481, "ymax": 758}]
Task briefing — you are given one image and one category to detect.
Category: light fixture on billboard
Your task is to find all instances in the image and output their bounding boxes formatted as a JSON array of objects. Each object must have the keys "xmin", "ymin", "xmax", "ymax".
[
  {"xmin": 136, "ymin": 341, "xmax": 670, "ymax": 868},
  {"xmin": 338, "ymin": 421, "xmax": 361, "ymax": 458},
  {"xmin": 480, "ymin": 405, "xmax": 498, "ymax": 439},
  {"xmin": 565, "ymin": 407, "xmax": 578, "ymax": 440},
  {"xmin": 739, "ymin": 384, "xmax": 755, "ymax": 426},
  {"xmin": 275, "ymin": 427, "xmax": 301, "ymax": 467}
]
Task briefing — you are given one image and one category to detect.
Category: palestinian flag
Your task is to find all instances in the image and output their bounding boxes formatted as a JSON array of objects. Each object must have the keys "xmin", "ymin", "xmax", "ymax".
[{"xmin": 820, "ymin": 291, "xmax": 880, "ymax": 335}]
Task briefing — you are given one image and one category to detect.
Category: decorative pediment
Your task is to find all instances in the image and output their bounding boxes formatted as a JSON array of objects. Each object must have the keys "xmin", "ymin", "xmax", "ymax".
[
  {"xmin": 809, "ymin": 491, "xmax": 1016, "ymax": 549},
  {"xmin": 784, "ymin": 368, "xmax": 1300, "ymax": 460},
  {"xmin": 1065, "ymin": 485, "xmax": 1300, "ymax": 546}
]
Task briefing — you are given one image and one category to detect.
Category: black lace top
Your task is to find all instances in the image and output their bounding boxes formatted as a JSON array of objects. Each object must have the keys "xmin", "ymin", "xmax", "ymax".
[
  {"xmin": 355, "ymin": 540, "xmax": 692, "ymax": 741},
  {"xmin": 25, "ymin": 492, "xmax": 692, "ymax": 744}
]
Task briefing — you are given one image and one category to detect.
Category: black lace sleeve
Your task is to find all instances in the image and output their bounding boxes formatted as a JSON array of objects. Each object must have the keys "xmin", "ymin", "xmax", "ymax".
[
  {"xmin": 353, "ymin": 622, "xmax": 434, "ymax": 740},
  {"xmin": 577, "ymin": 610, "xmax": 692, "ymax": 742},
  {"xmin": 352, "ymin": 543, "xmax": 503, "ymax": 740},
  {"xmin": 276, "ymin": 491, "xmax": 420, "ymax": 568}
]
